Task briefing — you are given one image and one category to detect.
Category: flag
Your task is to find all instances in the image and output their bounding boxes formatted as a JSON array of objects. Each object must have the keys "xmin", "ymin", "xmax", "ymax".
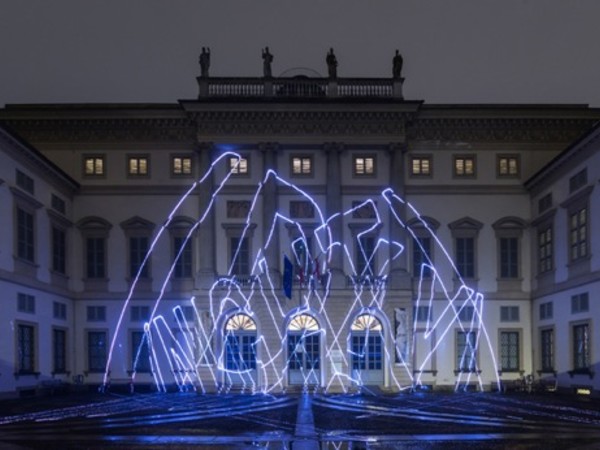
[{"xmin": 283, "ymin": 254, "xmax": 293, "ymax": 299}]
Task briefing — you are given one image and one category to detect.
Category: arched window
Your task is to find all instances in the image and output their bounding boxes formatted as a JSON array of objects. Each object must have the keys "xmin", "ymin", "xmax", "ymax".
[
  {"xmin": 223, "ymin": 314, "xmax": 257, "ymax": 372},
  {"xmin": 351, "ymin": 314, "xmax": 382, "ymax": 331},
  {"xmin": 225, "ymin": 313, "xmax": 257, "ymax": 331},
  {"xmin": 288, "ymin": 314, "xmax": 319, "ymax": 331}
]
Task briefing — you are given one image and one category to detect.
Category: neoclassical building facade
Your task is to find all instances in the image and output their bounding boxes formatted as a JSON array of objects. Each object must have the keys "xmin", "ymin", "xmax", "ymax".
[{"xmin": 0, "ymin": 70, "xmax": 599, "ymax": 397}]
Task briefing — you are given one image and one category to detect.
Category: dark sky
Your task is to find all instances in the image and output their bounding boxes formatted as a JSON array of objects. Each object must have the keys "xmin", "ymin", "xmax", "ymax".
[{"xmin": 2, "ymin": 0, "xmax": 599, "ymax": 107}]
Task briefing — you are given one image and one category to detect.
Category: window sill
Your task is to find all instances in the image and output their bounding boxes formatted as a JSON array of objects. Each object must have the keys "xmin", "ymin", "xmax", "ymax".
[{"xmin": 568, "ymin": 369, "xmax": 594, "ymax": 379}]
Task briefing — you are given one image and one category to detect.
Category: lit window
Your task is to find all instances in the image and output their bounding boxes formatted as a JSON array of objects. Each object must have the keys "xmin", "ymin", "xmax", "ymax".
[
  {"xmin": 411, "ymin": 157, "xmax": 431, "ymax": 176},
  {"xmin": 354, "ymin": 156, "xmax": 375, "ymax": 176},
  {"xmin": 291, "ymin": 156, "xmax": 313, "ymax": 175},
  {"xmin": 84, "ymin": 156, "xmax": 104, "ymax": 176},
  {"xmin": 497, "ymin": 155, "xmax": 519, "ymax": 177},
  {"xmin": 570, "ymin": 207, "xmax": 587, "ymax": 261},
  {"xmin": 172, "ymin": 156, "xmax": 192, "ymax": 176},
  {"xmin": 128, "ymin": 156, "xmax": 149, "ymax": 176},
  {"xmin": 500, "ymin": 306, "xmax": 519, "ymax": 322},
  {"xmin": 229, "ymin": 156, "xmax": 249, "ymax": 175},
  {"xmin": 454, "ymin": 156, "xmax": 475, "ymax": 177}
]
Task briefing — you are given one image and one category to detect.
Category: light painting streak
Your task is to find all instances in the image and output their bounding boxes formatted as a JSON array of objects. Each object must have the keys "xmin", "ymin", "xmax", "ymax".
[{"xmin": 104, "ymin": 152, "xmax": 501, "ymax": 394}]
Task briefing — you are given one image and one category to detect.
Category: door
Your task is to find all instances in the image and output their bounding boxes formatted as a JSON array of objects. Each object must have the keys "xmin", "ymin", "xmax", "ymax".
[
  {"xmin": 222, "ymin": 313, "xmax": 258, "ymax": 386},
  {"xmin": 287, "ymin": 314, "xmax": 321, "ymax": 386},
  {"xmin": 350, "ymin": 314, "xmax": 384, "ymax": 385}
]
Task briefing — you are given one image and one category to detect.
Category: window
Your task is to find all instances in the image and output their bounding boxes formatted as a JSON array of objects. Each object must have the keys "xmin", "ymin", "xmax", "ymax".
[
  {"xmin": 129, "ymin": 236, "xmax": 149, "ymax": 278},
  {"xmin": 353, "ymin": 156, "xmax": 375, "ymax": 176},
  {"xmin": 53, "ymin": 302, "xmax": 67, "ymax": 320},
  {"xmin": 17, "ymin": 207, "xmax": 35, "ymax": 262},
  {"xmin": 17, "ymin": 324, "xmax": 35, "ymax": 373},
  {"xmin": 87, "ymin": 306, "xmax": 106, "ymax": 322},
  {"xmin": 499, "ymin": 237, "xmax": 519, "ymax": 279},
  {"xmin": 291, "ymin": 156, "xmax": 313, "ymax": 176},
  {"xmin": 410, "ymin": 156, "xmax": 431, "ymax": 177},
  {"xmin": 454, "ymin": 155, "xmax": 476, "ymax": 177},
  {"xmin": 571, "ymin": 293, "xmax": 589, "ymax": 314},
  {"xmin": 17, "ymin": 293, "xmax": 35, "ymax": 314},
  {"xmin": 131, "ymin": 305, "xmax": 150, "ymax": 322},
  {"xmin": 87, "ymin": 331, "xmax": 107, "ymax": 372},
  {"xmin": 51, "ymin": 194, "xmax": 66, "ymax": 214},
  {"xmin": 230, "ymin": 237, "xmax": 250, "ymax": 276},
  {"xmin": 412, "ymin": 237, "xmax": 432, "ymax": 278},
  {"xmin": 455, "ymin": 237, "xmax": 474, "ymax": 278},
  {"xmin": 458, "ymin": 305, "xmax": 474, "ymax": 322},
  {"xmin": 456, "ymin": 331, "xmax": 477, "ymax": 372},
  {"xmin": 128, "ymin": 156, "xmax": 149, "ymax": 176},
  {"xmin": 538, "ymin": 226, "xmax": 553, "ymax": 273},
  {"xmin": 224, "ymin": 314, "xmax": 257, "ymax": 371},
  {"xmin": 539, "ymin": 302, "xmax": 553, "ymax": 320},
  {"xmin": 173, "ymin": 236, "xmax": 192, "ymax": 278},
  {"xmin": 500, "ymin": 331, "xmax": 520, "ymax": 371},
  {"xmin": 84, "ymin": 156, "xmax": 105, "ymax": 176},
  {"xmin": 53, "ymin": 329, "xmax": 67, "ymax": 373},
  {"xmin": 16, "ymin": 169, "xmax": 34, "ymax": 194},
  {"xmin": 52, "ymin": 227, "xmax": 66, "ymax": 274},
  {"xmin": 569, "ymin": 168, "xmax": 587, "ymax": 193},
  {"xmin": 172, "ymin": 156, "xmax": 193, "ymax": 176},
  {"xmin": 540, "ymin": 328, "xmax": 554, "ymax": 372},
  {"xmin": 500, "ymin": 306, "xmax": 519, "ymax": 322},
  {"xmin": 569, "ymin": 207, "xmax": 587, "ymax": 261},
  {"xmin": 497, "ymin": 155, "xmax": 519, "ymax": 177},
  {"xmin": 182, "ymin": 305, "xmax": 195, "ymax": 322},
  {"xmin": 86, "ymin": 237, "xmax": 106, "ymax": 278},
  {"xmin": 573, "ymin": 323, "xmax": 590, "ymax": 371},
  {"xmin": 414, "ymin": 306, "xmax": 432, "ymax": 323},
  {"xmin": 131, "ymin": 331, "xmax": 151, "ymax": 373},
  {"xmin": 356, "ymin": 235, "xmax": 376, "ymax": 276},
  {"xmin": 229, "ymin": 156, "xmax": 249, "ymax": 175},
  {"xmin": 538, "ymin": 193, "xmax": 552, "ymax": 214}
]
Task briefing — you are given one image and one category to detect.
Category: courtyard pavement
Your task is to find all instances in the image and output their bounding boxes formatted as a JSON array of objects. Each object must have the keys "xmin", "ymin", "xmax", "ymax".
[{"xmin": 0, "ymin": 389, "xmax": 599, "ymax": 449}]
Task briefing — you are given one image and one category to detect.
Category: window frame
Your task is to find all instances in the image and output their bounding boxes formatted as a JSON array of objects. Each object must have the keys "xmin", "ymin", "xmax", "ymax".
[
  {"xmin": 83, "ymin": 155, "xmax": 106, "ymax": 177},
  {"xmin": 52, "ymin": 327, "xmax": 68, "ymax": 374},
  {"xmin": 540, "ymin": 327, "xmax": 555, "ymax": 373},
  {"xmin": 455, "ymin": 330, "xmax": 478, "ymax": 373},
  {"xmin": 496, "ymin": 154, "xmax": 520, "ymax": 178},
  {"xmin": 171, "ymin": 154, "xmax": 194, "ymax": 177},
  {"xmin": 130, "ymin": 329, "xmax": 151, "ymax": 373},
  {"xmin": 228, "ymin": 155, "xmax": 250, "ymax": 176},
  {"xmin": 453, "ymin": 154, "xmax": 476, "ymax": 178},
  {"xmin": 352, "ymin": 154, "xmax": 377, "ymax": 177},
  {"xmin": 499, "ymin": 329, "xmax": 521, "ymax": 372},
  {"xmin": 409, "ymin": 155, "xmax": 433, "ymax": 178},
  {"xmin": 16, "ymin": 322, "xmax": 37, "ymax": 375},
  {"xmin": 290, "ymin": 154, "xmax": 314, "ymax": 177},
  {"xmin": 86, "ymin": 329, "xmax": 108, "ymax": 373},
  {"xmin": 571, "ymin": 321, "xmax": 591, "ymax": 372}
]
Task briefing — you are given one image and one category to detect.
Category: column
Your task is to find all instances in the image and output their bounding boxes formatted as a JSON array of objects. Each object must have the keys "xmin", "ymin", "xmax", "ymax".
[
  {"xmin": 325, "ymin": 142, "xmax": 345, "ymax": 288},
  {"xmin": 196, "ymin": 142, "xmax": 216, "ymax": 289},
  {"xmin": 260, "ymin": 142, "xmax": 280, "ymax": 286},
  {"xmin": 388, "ymin": 142, "xmax": 411, "ymax": 290}
]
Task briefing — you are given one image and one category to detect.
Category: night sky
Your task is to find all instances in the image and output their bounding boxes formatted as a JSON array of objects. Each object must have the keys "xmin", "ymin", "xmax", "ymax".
[{"xmin": 1, "ymin": 0, "xmax": 599, "ymax": 106}]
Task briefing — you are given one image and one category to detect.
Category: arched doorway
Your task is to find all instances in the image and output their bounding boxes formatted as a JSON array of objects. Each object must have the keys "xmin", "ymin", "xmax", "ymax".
[
  {"xmin": 287, "ymin": 314, "xmax": 321, "ymax": 386},
  {"xmin": 223, "ymin": 313, "xmax": 257, "ymax": 386},
  {"xmin": 350, "ymin": 314, "xmax": 384, "ymax": 385}
]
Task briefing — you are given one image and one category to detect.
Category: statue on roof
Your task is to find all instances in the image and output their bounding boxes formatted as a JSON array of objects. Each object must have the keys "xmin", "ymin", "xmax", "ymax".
[
  {"xmin": 199, "ymin": 47, "xmax": 211, "ymax": 78},
  {"xmin": 262, "ymin": 47, "xmax": 273, "ymax": 78},
  {"xmin": 326, "ymin": 48, "xmax": 338, "ymax": 79},
  {"xmin": 393, "ymin": 49, "xmax": 403, "ymax": 79}
]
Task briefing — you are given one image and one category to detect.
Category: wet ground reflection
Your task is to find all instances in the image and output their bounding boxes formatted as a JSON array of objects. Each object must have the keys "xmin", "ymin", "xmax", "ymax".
[{"xmin": 0, "ymin": 391, "xmax": 599, "ymax": 448}]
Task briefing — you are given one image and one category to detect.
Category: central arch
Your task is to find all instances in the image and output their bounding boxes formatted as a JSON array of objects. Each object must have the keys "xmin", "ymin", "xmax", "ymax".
[{"xmin": 286, "ymin": 313, "xmax": 321, "ymax": 386}]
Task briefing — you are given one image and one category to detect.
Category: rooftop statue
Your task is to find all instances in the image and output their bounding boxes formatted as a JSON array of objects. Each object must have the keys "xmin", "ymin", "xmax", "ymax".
[
  {"xmin": 262, "ymin": 47, "xmax": 273, "ymax": 78},
  {"xmin": 199, "ymin": 47, "xmax": 211, "ymax": 78},
  {"xmin": 326, "ymin": 48, "xmax": 338, "ymax": 79},
  {"xmin": 393, "ymin": 49, "xmax": 403, "ymax": 79}
]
